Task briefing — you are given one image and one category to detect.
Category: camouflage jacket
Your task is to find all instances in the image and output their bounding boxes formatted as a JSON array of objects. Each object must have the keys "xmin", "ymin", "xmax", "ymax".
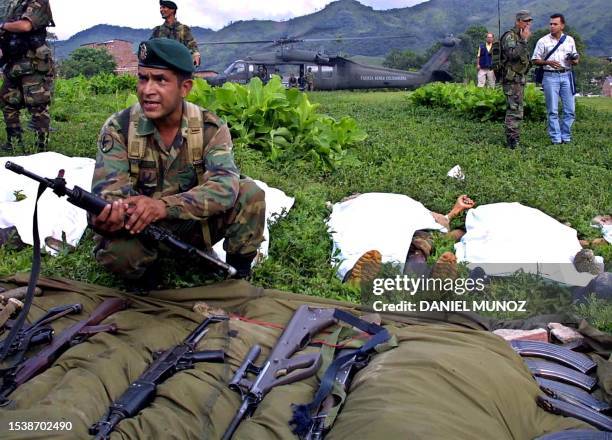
[
  {"xmin": 1, "ymin": 0, "xmax": 53, "ymax": 72},
  {"xmin": 93, "ymin": 103, "xmax": 241, "ymax": 221},
  {"xmin": 500, "ymin": 26, "xmax": 531, "ymax": 82},
  {"xmin": 150, "ymin": 21, "xmax": 200, "ymax": 55}
]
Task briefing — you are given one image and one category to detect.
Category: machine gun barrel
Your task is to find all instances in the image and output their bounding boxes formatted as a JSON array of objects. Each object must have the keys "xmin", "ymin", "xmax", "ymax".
[
  {"xmin": 89, "ymin": 316, "xmax": 227, "ymax": 439},
  {"xmin": 4, "ymin": 162, "xmax": 236, "ymax": 277},
  {"xmin": 0, "ymin": 298, "xmax": 127, "ymax": 405}
]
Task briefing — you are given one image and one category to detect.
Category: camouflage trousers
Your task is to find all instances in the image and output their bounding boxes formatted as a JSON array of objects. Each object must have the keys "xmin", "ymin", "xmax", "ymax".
[
  {"xmin": 0, "ymin": 71, "xmax": 53, "ymax": 132},
  {"xmin": 503, "ymin": 81, "xmax": 525, "ymax": 144},
  {"xmin": 94, "ymin": 178, "xmax": 266, "ymax": 279}
]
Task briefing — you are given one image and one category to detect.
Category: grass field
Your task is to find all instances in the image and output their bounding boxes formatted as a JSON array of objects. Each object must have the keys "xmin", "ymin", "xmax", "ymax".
[{"xmin": 1, "ymin": 85, "xmax": 610, "ymax": 330}]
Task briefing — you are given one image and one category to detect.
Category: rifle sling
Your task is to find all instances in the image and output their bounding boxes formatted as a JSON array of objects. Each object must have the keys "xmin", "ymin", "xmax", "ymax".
[
  {"xmin": 0, "ymin": 182, "xmax": 47, "ymax": 362},
  {"xmin": 290, "ymin": 309, "xmax": 391, "ymax": 437}
]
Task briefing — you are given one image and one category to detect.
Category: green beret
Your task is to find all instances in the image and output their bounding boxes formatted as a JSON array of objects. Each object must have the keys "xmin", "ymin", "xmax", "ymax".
[
  {"xmin": 160, "ymin": 1, "xmax": 177, "ymax": 10},
  {"xmin": 138, "ymin": 38, "xmax": 194, "ymax": 74}
]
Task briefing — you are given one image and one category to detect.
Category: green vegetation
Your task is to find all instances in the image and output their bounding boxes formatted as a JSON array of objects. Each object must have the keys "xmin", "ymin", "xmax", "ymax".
[
  {"xmin": 578, "ymin": 96, "xmax": 612, "ymax": 112},
  {"xmin": 0, "ymin": 77, "xmax": 610, "ymax": 330},
  {"xmin": 185, "ymin": 77, "xmax": 366, "ymax": 169},
  {"xmin": 58, "ymin": 47, "xmax": 117, "ymax": 78},
  {"xmin": 410, "ymin": 82, "xmax": 546, "ymax": 121}
]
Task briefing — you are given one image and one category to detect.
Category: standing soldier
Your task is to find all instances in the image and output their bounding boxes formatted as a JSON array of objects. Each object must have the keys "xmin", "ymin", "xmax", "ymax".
[
  {"xmin": 0, "ymin": 0, "xmax": 55, "ymax": 153},
  {"xmin": 305, "ymin": 66, "xmax": 315, "ymax": 91},
  {"xmin": 150, "ymin": 1, "xmax": 201, "ymax": 67},
  {"xmin": 500, "ymin": 10, "xmax": 532, "ymax": 149}
]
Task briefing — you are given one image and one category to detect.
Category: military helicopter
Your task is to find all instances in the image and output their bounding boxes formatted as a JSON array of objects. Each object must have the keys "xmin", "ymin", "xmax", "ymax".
[{"xmin": 198, "ymin": 35, "xmax": 459, "ymax": 90}]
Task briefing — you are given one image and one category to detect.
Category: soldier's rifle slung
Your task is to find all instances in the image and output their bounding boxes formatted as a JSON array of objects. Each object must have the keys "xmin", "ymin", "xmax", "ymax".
[{"xmin": 4, "ymin": 162, "xmax": 237, "ymax": 277}]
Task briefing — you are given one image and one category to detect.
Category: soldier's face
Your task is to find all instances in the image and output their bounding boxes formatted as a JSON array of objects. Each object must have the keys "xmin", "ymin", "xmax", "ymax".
[
  {"xmin": 137, "ymin": 67, "xmax": 193, "ymax": 122},
  {"xmin": 160, "ymin": 6, "xmax": 175, "ymax": 19}
]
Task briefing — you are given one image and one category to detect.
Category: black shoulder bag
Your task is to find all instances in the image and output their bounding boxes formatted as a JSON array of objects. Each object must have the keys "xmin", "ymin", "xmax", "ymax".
[{"xmin": 533, "ymin": 35, "xmax": 566, "ymax": 85}]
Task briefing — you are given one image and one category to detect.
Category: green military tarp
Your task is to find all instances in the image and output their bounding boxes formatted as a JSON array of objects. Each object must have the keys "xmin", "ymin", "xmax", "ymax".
[{"xmin": 0, "ymin": 273, "xmax": 609, "ymax": 439}]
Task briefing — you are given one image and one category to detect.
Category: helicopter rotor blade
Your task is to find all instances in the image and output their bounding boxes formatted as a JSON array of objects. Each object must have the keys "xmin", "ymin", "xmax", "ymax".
[
  {"xmin": 198, "ymin": 39, "xmax": 277, "ymax": 46},
  {"xmin": 300, "ymin": 34, "xmax": 415, "ymax": 42},
  {"xmin": 199, "ymin": 34, "xmax": 415, "ymax": 47}
]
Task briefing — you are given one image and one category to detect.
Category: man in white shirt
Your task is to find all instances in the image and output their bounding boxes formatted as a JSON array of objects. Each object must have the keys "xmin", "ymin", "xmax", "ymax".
[{"xmin": 531, "ymin": 13, "xmax": 579, "ymax": 144}]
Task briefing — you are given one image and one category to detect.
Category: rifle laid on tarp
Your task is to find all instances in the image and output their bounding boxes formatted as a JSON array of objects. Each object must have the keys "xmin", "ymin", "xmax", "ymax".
[
  {"xmin": 303, "ymin": 348, "xmax": 364, "ymax": 440},
  {"xmin": 4, "ymin": 161, "xmax": 237, "ymax": 277},
  {"xmin": 89, "ymin": 315, "xmax": 227, "ymax": 440},
  {"xmin": 223, "ymin": 305, "xmax": 338, "ymax": 440},
  {"xmin": 0, "ymin": 298, "xmax": 128, "ymax": 405},
  {"xmin": 223, "ymin": 305, "xmax": 391, "ymax": 440},
  {"xmin": 0, "ymin": 303, "xmax": 83, "ymax": 366}
]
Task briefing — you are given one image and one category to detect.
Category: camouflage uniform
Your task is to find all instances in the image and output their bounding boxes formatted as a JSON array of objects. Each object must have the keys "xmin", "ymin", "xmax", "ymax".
[
  {"xmin": 92, "ymin": 102, "xmax": 266, "ymax": 279},
  {"xmin": 305, "ymin": 70, "xmax": 315, "ymax": 91},
  {"xmin": 500, "ymin": 27, "xmax": 531, "ymax": 148},
  {"xmin": 0, "ymin": 0, "xmax": 54, "ymax": 151},
  {"xmin": 150, "ymin": 21, "xmax": 200, "ymax": 58}
]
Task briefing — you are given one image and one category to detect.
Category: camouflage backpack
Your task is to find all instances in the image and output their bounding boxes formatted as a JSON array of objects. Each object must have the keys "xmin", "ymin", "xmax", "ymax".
[{"xmin": 490, "ymin": 31, "xmax": 510, "ymax": 80}]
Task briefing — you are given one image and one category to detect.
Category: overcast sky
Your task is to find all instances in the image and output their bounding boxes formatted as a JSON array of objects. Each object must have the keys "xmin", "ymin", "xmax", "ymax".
[{"xmin": 51, "ymin": 0, "xmax": 428, "ymax": 40}]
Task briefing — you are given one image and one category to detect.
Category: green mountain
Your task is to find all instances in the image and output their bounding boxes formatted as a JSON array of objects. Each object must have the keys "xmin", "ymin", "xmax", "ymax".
[{"xmin": 52, "ymin": 0, "xmax": 611, "ymax": 71}]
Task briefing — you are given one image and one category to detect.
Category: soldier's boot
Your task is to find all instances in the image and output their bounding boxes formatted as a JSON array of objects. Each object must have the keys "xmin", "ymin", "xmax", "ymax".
[
  {"xmin": 507, "ymin": 137, "xmax": 519, "ymax": 149},
  {"xmin": 226, "ymin": 251, "xmax": 257, "ymax": 279},
  {"xmin": 35, "ymin": 131, "xmax": 49, "ymax": 152},
  {"xmin": 344, "ymin": 249, "xmax": 383, "ymax": 288},
  {"xmin": 1, "ymin": 128, "xmax": 24, "ymax": 152}
]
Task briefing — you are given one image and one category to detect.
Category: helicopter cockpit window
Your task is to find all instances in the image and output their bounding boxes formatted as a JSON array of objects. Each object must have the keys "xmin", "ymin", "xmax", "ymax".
[
  {"xmin": 320, "ymin": 66, "xmax": 334, "ymax": 78},
  {"xmin": 225, "ymin": 62, "xmax": 246, "ymax": 75}
]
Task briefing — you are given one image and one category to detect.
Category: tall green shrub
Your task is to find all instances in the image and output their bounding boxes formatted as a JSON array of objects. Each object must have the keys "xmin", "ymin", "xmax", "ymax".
[{"xmin": 186, "ymin": 77, "xmax": 367, "ymax": 169}]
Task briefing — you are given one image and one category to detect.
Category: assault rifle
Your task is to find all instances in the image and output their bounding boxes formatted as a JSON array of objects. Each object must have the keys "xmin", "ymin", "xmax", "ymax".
[
  {"xmin": 304, "ymin": 348, "xmax": 362, "ymax": 440},
  {"xmin": 89, "ymin": 315, "xmax": 227, "ymax": 440},
  {"xmin": 0, "ymin": 298, "xmax": 128, "ymax": 405},
  {"xmin": 0, "ymin": 303, "xmax": 83, "ymax": 366},
  {"xmin": 222, "ymin": 305, "xmax": 338, "ymax": 440},
  {"xmin": 4, "ymin": 162, "xmax": 237, "ymax": 277}
]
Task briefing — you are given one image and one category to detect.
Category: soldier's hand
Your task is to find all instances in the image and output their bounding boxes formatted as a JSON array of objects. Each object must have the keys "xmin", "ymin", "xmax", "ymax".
[
  {"xmin": 548, "ymin": 60, "xmax": 562, "ymax": 69},
  {"xmin": 193, "ymin": 53, "xmax": 201, "ymax": 67},
  {"xmin": 520, "ymin": 26, "xmax": 531, "ymax": 41},
  {"xmin": 124, "ymin": 195, "xmax": 167, "ymax": 234},
  {"xmin": 91, "ymin": 200, "xmax": 127, "ymax": 233}
]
